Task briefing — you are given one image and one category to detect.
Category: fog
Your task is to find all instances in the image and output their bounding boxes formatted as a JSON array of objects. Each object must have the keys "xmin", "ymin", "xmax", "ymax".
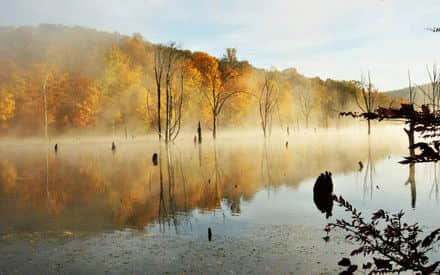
[{"xmin": 0, "ymin": 125, "xmax": 408, "ymax": 233}]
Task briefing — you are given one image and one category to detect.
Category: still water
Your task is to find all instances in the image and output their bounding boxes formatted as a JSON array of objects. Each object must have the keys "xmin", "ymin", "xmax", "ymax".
[{"xmin": 1, "ymin": 128, "xmax": 439, "ymax": 238}]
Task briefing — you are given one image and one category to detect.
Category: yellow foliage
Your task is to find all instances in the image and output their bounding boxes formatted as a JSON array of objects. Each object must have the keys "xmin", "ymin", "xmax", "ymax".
[{"xmin": 0, "ymin": 88, "xmax": 15, "ymax": 122}]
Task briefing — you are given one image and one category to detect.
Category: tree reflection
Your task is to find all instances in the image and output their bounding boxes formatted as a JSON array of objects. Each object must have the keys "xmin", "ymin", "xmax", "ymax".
[
  {"xmin": 362, "ymin": 139, "xmax": 376, "ymax": 201},
  {"xmin": 405, "ymin": 163, "xmax": 416, "ymax": 208},
  {"xmin": 429, "ymin": 163, "xmax": 439, "ymax": 203},
  {"xmin": 0, "ymin": 137, "xmax": 396, "ymax": 233},
  {"xmin": 261, "ymin": 141, "xmax": 274, "ymax": 196}
]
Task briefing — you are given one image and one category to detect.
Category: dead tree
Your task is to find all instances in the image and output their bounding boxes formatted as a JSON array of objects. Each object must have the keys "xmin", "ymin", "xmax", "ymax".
[
  {"xmin": 153, "ymin": 44, "xmax": 166, "ymax": 141},
  {"xmin": 163, "ymin": 43, "xmax": 183, "ymax": 143},
  {"xmin": 152, "ymin": 43, "xmax": 184, "ymax": 143},
  {"xmin": 419, "ymin": 64, "xmax": 440, "ymax": 117},
  {"xmin": 42, "ymin": 73, "xmax": 50, "ymax": 141},
  {"xmin": 405, "ymin": 163, "xmax": 416, "ymax": 208},
  {"xmin": 297, "ymin": 85, "xmax": 314, "ymax": 128},
  {"xmin": 354, "ymin": 73, "xmax": 377, "ymax": 135},
  {"xmin": 405, "ymin": 71, "xmax": 417, "ymax": 158},
  {"xmin": 258, "ymin": 72, "xmax": 279, "ymax": 137}
]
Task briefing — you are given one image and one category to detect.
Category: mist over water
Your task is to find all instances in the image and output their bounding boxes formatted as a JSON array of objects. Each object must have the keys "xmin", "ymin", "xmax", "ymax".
[{"xmin": 3, "ymin": 126, "xmax": 434, "ymax": 237}]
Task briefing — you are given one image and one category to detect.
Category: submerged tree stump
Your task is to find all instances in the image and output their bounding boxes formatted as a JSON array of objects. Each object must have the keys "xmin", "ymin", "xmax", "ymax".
[
  {"xmin": 197, "ymin": 122, "xmax": 202, "ymax": 144},
  {"xmin": 152, "ymin": 153, "xmax": 158, "ymax": 166},
  {"xmin": 313, "ymin": 171, "xmax": 334, "ymax": 219}
]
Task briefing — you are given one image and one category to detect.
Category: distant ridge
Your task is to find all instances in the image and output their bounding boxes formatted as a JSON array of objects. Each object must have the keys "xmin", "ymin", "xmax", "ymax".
[{"xmin": 385, "ymin": 83, "xmax": 432, "ymax": 105}]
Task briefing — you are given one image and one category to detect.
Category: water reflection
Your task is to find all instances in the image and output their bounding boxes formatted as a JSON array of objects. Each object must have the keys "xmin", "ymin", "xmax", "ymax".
[
  {"xmin": 0, "ymin": 133, "xmax": 410, "ymax": 233},
  {"xmin": 362, "ymin": 139, "xmax": 376, "ymax": 200},
  {"xmin": 429, "ymin": 163, "xmax": 439, "ymax": 203},
  {"xmin": 405, "ymin": 163, "xmax": 416, "ymax": 208}
]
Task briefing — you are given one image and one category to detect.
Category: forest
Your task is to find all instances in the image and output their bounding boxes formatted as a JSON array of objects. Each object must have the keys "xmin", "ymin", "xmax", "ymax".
[{"xmin": 0, "ymin": 24, "xmax": 402, "ymax": 138}]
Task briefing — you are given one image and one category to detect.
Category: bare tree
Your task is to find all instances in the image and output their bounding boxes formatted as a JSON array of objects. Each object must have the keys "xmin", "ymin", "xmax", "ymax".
[
  {"xmin": 163, "ymin": 43, "xmax": 182, "ymax": 143},
  {"xmin": 419, "ymin": 64, "xmax": 440, "ymax": 114},
  {"xmin": 297, "ymin": 84, "xmax": 314, "ymax": 128},
  {"xmin": 258, "ymin": 72, "xmax": 279, "ymax": 137},
  {"xmin": 405, "ymin": 71, "xmax": 418, "ymax": 158},
  {"xmin": 153, "ymin": 44, "xmax": 166, "ymax": 141},
  {"xmin": 166, "ymin": 60, "xmax": 185, "ymax": 142},
  {"xmin": 41, "ymin": 72, "xmax": 50, "ymax": 141},
  {"xmin": 151, "ymin": 42, "xmax": 184, "ymax": 143},
  {"xmin": 354, "ymin": 72, "xmax": 377, "ymax": 135},
  {"xmin": 425, "ymin": 26, "xmax": 440, "ymax": 32}
]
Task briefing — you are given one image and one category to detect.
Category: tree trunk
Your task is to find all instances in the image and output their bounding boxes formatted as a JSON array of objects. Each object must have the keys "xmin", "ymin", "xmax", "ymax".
[
  {"xmin": 165, "ymin": 82, "xmax": 170, "ymax": 143},
  {"xmin": 405, "ymin": 122, "xmax": 415, "ymax": 158},
  {"xmin": 197, "ymin": 121, "xmax": 202, "ymax": 144},
  {"xmin": 213, "ymin": 115, "xmax": 217, "ymax": 139},
  {"xmin": 409, "ymin": 163, "xmax": 416, "ymax": 208},
  {"xmin": 367, "ymin": 119, "xmax": 371, "ymax": 135},
  {"xmin": 157, "ymin": 86, "xmax": 162, "ymax": 141},
  {"xmin": 42, "ymin": 76, "xmax": 48, "ymax": 141}
]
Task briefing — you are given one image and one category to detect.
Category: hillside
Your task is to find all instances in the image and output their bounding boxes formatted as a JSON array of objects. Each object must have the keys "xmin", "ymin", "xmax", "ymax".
[
  {"xmin": 385, "ymin": 84, "xmax": 431, "ymax": 105},
  {"xmin": 0, "ymin": 24, "xmax": 396, "ymax": 136}
]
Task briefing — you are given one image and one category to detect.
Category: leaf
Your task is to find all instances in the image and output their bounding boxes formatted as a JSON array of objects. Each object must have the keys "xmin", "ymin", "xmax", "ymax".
[
  {"xmin": 421, "ymin": 229, "xmax": 440, "ymax": 248},
  {"xmin": 338, "ymin": 258, "xmax": 351, "ymax": 267},
  {"xmin": 373, "ymin": 258, "xmax": 392, "ymax": 270},
  {"xmin": 362, "ymin": 262, "xmax": 372, "ymax": 269},
  {"xmin": 347, "ymin": 265, "xmax": 357, "ymax": 273}
]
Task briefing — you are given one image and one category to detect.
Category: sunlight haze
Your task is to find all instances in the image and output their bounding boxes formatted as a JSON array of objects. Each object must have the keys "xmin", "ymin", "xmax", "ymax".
[{"xmin": 1, "ymin": 0, "xmax": 439, "ymax": 90}]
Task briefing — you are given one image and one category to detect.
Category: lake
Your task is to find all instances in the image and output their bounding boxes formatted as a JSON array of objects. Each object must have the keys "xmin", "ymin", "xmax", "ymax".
[{"xmin": 1, "ymin": 126, "xmax": 439, "ymax": 273}]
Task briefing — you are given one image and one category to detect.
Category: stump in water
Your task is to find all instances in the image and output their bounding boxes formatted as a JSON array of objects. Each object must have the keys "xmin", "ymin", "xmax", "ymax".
[
  {"xmin": 208, "ymin": 227, "xmax": 212, "ymax": 242},
  {"xmin": 313, "ymin": 171, "xmax": 334, "ymax": 219},
  {"xmin": 285, "ymin": 141, "xmax": 288, "ymax": 148},
  {"xmin": 111, "ymin": 141, "xmax": 116, "ymax": 151},
  {"xmin": 358, "ymin": 161, "xmax": 364, "ymax": 171},
  {"xmin": 54, "ymin": 144, "xmax": 58, "ymax": 153},
  {"xmin": 197, "ymin": 122, "xmax": 202, "ymax": 144},
  {"xmin": 152, "ymin": 153, "xmax": 158, "ymax": 166}
]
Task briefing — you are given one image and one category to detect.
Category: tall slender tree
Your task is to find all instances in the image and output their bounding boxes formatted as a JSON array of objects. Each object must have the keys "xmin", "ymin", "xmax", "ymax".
[
  {"xmin": 258, "ymin": 71, "xmax": 279, "ymax": 137},
  {"xmin": 354, "ymin": 73, "xmax": 377, "ymax": 135}
]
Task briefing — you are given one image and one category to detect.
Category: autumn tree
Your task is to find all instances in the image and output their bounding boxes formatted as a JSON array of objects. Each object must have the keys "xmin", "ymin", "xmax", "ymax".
[
  {"xmin": 193, "ymin": 49, "xmax": 244, "ymax": 139},
  {"xmin": 0, "ymin": 87, "xmax": 16, "ymax": 128},
  {"xmin": 101, "ymin": 44, "xmax": 142, "ymax": 135},
  {"xmin": 9, "ymin": 64, "xmax": 57, "ymax": 135},
  {"xmin": 53, "ymin": 74, "xmax": 100, "ymax": 129}
]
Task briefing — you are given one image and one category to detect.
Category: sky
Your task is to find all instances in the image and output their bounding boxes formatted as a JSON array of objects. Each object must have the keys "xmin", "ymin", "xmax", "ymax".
[{"xmin": 0, "ymin": 0, "xmax": 439, "ymax": 90}]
